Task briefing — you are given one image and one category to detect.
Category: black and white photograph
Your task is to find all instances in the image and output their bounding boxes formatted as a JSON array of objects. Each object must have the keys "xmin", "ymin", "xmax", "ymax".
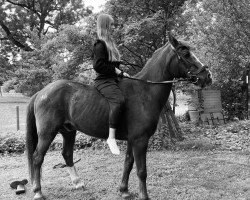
[{"xmin": 0, "ymin": 0, "xmax": 249, "ymax": 199}]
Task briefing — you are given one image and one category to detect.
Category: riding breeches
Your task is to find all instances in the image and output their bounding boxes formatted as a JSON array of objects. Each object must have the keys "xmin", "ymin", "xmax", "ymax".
[{"xmin": 94, "ymin": 78, "xmax": 125, "ymax": 129}]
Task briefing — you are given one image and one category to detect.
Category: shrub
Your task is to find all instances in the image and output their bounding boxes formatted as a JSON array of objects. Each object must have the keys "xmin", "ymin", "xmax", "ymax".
[
  {"xmin": 2, "ymin": 78, "xmax": 18, "ymax": 93},
  {"xmin": 215, "ymin": 80, "xmax": 247, "ymax": 120},
  {"xmin": 0, "ymin": 137, "xmax": 25, "ymax": 154}
]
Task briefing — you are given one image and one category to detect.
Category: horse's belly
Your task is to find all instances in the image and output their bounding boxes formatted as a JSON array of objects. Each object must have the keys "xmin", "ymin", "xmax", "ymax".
[
  {"xmin": 70, "ymin": 95, "xmax": 109, "ymax": 138},
  {"xmin": 68, "ymin": 87, "xmax": 128, "ymax": 140}
]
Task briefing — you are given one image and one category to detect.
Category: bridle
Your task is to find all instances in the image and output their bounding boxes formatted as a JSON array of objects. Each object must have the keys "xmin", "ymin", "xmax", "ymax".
[
  {"xmin": 124, "ymin": 45, "xmax": 208, "ymax": 85},
  {"xmin": 172, "ymin": 45, "xmax": 208, "ymax": 84}
]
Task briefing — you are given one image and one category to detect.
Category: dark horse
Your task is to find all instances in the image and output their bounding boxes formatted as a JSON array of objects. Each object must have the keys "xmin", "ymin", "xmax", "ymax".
[{"xmin": 26, "ymin": 34, "xmax": 212, "ymax": 200}]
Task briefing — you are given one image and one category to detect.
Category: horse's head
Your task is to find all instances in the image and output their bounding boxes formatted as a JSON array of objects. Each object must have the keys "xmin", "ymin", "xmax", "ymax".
[{"xmin": 168, "ymin": 34, "xmax": 212, "ymax": 88}]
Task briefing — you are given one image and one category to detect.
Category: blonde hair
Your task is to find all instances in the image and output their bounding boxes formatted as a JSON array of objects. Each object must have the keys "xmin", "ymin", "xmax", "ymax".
[{"xmin": 97, "ymin": 14, "xmax": 121, "ymax": 61}]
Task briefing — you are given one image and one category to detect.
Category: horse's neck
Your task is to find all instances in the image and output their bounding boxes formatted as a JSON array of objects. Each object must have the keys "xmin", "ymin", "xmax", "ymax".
[
  {"xmin": 135, "ymin": 45, "xmax": 173, "ymax": 82},
  {"xmin": 124, "ymin": 80, "xmax": 172, "ymax": 116},
  {"xmin": 149, "ymin": 84, "xmax": 172, "ymax": 112},
  {"xmin": 120, "ymin": 44, "xmax": 175, "ymax": 117},
  {"xmin": 132, "ymin": 45, "xmax": 174, "ymax": 111}
]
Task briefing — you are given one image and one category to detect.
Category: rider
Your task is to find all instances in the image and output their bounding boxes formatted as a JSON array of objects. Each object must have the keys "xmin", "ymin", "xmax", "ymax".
[{"xmin": 93, "ymin": 13, "xmax": 130, "ymax": 155}]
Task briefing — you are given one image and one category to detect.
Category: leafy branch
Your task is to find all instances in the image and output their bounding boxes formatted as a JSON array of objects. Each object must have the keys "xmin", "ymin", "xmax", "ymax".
[{"xmin": 0, "ymin": 20, "xmax": 33, "ymax": 51}]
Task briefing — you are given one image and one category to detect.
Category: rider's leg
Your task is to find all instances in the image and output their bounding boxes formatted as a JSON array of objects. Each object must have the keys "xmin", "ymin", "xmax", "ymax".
[
  {"xmin": 106, "ymin": 94, "xmax": 125, "ymax": 155},
  {"xmin": 95, "ymin": 79, "xmax": 125, "ymax": 155}
]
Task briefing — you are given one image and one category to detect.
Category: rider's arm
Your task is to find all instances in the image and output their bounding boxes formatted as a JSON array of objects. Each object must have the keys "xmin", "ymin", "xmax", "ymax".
[{"xmin": 93, "ymin": 40, "xmax": 121, "ymax": 76}]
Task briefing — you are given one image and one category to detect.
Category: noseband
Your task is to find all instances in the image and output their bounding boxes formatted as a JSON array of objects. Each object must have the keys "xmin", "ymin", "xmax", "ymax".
[{"xmin": 173, "ymin": 46, "xmax": 208, "ymax": 83}]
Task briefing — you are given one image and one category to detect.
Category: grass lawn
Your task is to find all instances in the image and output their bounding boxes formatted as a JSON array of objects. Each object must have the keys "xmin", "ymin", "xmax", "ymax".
[
  {"xmin": 0, "ymin": 103, "xmax": 28, "ymax": 133},
  {"xmin": 0, "ymin": 95, "xmax": 29, "ymax": 134},
  {"xmin": 1, "ymin": 149, "xmax": 250, "ymax": 200},
  {"xmin": 0, "ymin": 95, "xmax": 30, "ymax": 103}
]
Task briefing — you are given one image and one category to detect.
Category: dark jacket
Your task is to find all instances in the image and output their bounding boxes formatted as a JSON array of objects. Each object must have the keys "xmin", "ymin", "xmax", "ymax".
[{"xmin": 93, "ymin": 39, "xmax": 121, "ymax": 80}]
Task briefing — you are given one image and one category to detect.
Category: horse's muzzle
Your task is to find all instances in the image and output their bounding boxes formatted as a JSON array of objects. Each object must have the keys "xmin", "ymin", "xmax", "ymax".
[{"xmin": 189, "ymin": 68, "xmax": 212, "ymax": 88}]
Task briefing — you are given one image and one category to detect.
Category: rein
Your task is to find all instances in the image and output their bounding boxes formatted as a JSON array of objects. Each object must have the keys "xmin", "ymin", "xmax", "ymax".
[{"xmin": 123, "ymin": 76, "xmax": 192, "ymax": 84}]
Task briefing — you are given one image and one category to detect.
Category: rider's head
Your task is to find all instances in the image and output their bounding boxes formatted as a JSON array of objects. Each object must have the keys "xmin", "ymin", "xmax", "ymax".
[
  {"xmin": 96, "ymin": 14, "xmax": 120, "ymax": 61},
  {"xmin": 97, "ymin": 14, "xmax": 114, "ymax": 41}
]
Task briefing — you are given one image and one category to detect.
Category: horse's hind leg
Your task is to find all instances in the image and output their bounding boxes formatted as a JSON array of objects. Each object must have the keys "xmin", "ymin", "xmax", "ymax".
[
  {"xmin": 119, "ymin": 141, "xmax": 134, "ymax": 198},
  {"xmin": 33, "ymin": 130, "xmax": 57, "ymax": 200},
  {"xmin": 61, "ymin": 130, "xmax": 84, "ymax": 189},
  {"xmin": 133, "ymin": 136, "xmax": 149, "ymax": 200}
]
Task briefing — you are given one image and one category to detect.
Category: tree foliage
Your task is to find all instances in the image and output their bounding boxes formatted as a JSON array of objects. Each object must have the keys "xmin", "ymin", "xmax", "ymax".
[
  {"xmin": 179, "ymin": 0, "xmax": 250, "ymax": 119},
  {"xmin": 0, "ymin": 54, "xmax": 13, "ymax": 84},
  {"xmin": 12, "ymin": 22, "xmax": 96, "ymax": 95},
  {"xmin": 105, "ymin": 0, "xmax": 187, "ymax": 74},
  {"xmin": 0, "ymin": 0, "xmax": 93, "ymax": 95},
  {"xmin": 0, "ymin": 0, "xmax": 90, "ymax": 50}
]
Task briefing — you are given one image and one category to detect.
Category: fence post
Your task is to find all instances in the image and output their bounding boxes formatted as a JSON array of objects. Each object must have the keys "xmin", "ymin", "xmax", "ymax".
[
  {"xmin": 16, "ymin": 106, "xmax": 20, "ymax": 131},
  {"xmin": 246, "ymin": 64, "xmax": 250, "ymax": 120},
  {"xmin": 247, "ymin": 71, "xmax": 250, "ymax": 120}
]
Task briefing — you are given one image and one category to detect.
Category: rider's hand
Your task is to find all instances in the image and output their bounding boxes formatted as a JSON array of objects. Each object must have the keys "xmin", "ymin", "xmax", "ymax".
[{"xmin": 123, "ymin": 72, "xmax": 130, "ymax": 78}]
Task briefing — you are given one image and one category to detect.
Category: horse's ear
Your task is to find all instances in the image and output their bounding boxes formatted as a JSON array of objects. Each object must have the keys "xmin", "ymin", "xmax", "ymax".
[{"xmin": 168, "ymin": 33, "xmax": 179, "ymax": 48}]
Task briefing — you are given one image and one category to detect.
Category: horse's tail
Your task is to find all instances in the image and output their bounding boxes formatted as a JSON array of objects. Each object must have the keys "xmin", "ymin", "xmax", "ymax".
[{"xmin": 26, "ymin": 93, "xmax": 38, "ymax": 184}]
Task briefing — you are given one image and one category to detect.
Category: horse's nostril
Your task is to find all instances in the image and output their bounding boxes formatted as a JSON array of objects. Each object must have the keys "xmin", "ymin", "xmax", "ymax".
[{"xmin": 207, "ymin": 73, "xmax": 211, "ymax": 79}]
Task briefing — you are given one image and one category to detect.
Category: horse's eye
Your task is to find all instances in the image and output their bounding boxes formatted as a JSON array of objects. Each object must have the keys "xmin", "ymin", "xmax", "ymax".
[{"xmin": 184, "ymin": 52, "xmax": 190, "ymax": 58}]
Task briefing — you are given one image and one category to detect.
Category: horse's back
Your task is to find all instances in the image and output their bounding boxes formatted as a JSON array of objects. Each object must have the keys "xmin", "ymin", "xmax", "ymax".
[{"xmin": 36, "ymin": 79, "xmax": 105, "ymax": 108}]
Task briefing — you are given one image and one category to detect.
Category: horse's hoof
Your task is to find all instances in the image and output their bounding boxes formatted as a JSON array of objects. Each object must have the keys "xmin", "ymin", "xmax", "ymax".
[
  {"xmin": 121, "ymin": 191, "xmax": 130, "ymax": 199},
  {"xmin": 72, "ymin": 177, "xmax": 85, "ymax": 190},
  {"xmin": 74, "ymin": 182, "xmax": 85, "ymax": 190},
  {"xmin": 34, "ymin": 191, "xmax": 44, "ymax": 200},
  {"xmin": 139, "ymin": 197, "xmax": 150, "ymax": 200},
  {"xmin": 139, "ymin": 195, "xmax": 150, "ymax": 200}
]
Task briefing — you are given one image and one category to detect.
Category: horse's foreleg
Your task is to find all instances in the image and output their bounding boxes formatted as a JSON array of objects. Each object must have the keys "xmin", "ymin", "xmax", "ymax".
[
  {"xmin": 33, "ymin": 132, "xmax": 56, "ymax": 200},
  {"xmin": 61, "ymin": 131, "xmax": 84, "ymax": 189},
  {"xmin": 119, "ymin": 141, "xmax": 134, "ymax": 198},
  {"xmin": 133, "ymin": 137, "xmax": 149, "ymax": 200}
]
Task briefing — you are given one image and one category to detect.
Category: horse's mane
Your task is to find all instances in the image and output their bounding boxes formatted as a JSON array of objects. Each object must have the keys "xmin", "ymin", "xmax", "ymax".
[
  {"xmin": 145, "ymin": 43, "xmax": 169, "ymax": 67},
  {"xmin": 134, "ymin": 40, "xmax": 192, "ymax": 80},
  {"xmin": 135, "ymin": 42, "xmax": 171, "ymax": 79}
]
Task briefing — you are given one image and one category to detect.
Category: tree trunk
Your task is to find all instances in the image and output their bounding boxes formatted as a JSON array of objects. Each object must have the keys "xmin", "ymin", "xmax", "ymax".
[
  {"xmin": 161, "ymin": 101, "xmax": 184, "ymax": 140},
  {"xmin": 158, "ymin": 88, "xmax": 184, "ymax": 145}
]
